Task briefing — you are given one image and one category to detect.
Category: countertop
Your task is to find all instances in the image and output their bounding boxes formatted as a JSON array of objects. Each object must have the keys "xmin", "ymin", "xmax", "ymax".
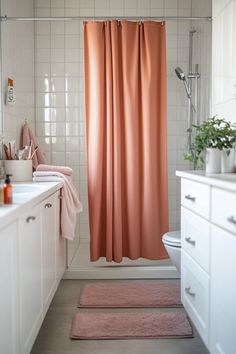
[
  {"xmin": 176, "ymin": 170, "xmax": 236, "ymax": 192},
  {"xmin": 0, "ymin": 182, "xmax": 62, "ymax": 230}
]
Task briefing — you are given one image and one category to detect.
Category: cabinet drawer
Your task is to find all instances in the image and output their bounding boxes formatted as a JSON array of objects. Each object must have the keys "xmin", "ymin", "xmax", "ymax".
[
  {"xmin": 181, "ymin": 207, "xmax": 210, "ymax": 273},
  {"xmin": 181, "ymin": 179, "xmax": 210, "ymax": 219},
  {"xmin": 181, "ymin": 250, "xmax": 210, "ymax": 347},
  {"xmin": 212, "ymin": 187, "xmax": 236, "ymax": 234}
]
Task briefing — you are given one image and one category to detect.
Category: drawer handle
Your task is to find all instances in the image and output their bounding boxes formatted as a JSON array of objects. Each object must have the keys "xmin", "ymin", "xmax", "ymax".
[
  {"xmin": 185, "ymin": 194, "xmax": 196, "ymax": 202},
  {"xmin": 185, "ymin": 237, "xmax": 196, "ymax": 246},
  {"xmin": 26, "ymin": 216, "xmax": 36, "ymax": 223},
  {"xmin": 45, "ymin": 203, "xmax": 52, "ymax": 209},
  {"xmin": 227, "ymin": 215, "xmax": 236, "ymax": 225},
  {"xmin": 185, "ymin": 286, "xmax": 196, "ymax": 297}
]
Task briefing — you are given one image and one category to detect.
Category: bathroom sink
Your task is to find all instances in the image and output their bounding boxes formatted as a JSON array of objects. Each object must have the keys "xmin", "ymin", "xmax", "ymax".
[
  {"xmin": 11, "ymin": 183, "xmax": 50, "ymax": 204},
  {"xmin": 12, "ymin": 183, "xmax": 46, "ymax": 194}
]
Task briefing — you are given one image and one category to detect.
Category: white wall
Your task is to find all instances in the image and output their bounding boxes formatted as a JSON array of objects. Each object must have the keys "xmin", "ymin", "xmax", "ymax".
[
  {"xmin": 34, "ymin": 0, "xmax": 212, "ymax": 265},
  {"xmin": 212, "ymin": 0, "xmax": 236, "ymax": 122},
  {"xmin": 1, "ymin": 0, "xmax": 35, "ymax": 148}
]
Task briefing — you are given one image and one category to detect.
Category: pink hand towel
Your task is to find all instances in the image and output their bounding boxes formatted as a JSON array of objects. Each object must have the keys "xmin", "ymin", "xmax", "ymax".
[
  {"xmin": 21, "ymin": 122, "xmax": 46, "ymax": 169},
  {"xmin": 33, "ymin": 171, "xmax": 82, "ymax": 240},
  {"xmin": 36, "ymin": 164, "xmax": 73, "ymax": 176}
]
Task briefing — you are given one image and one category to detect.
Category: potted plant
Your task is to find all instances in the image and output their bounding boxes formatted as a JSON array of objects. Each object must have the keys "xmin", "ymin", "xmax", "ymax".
[
  {"xmin": 219, "ymin": 120, "xmax": 236, "ymax": 172},
  {"xmin": 184, "ymin": 117, "xmax": 236, "ymax": 173}
]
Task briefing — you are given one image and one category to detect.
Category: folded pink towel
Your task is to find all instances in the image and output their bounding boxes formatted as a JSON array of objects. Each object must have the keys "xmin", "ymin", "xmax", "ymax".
[
  {"xmin": 21, "ymin": 122, "xmax": 45, "ymax": 169},
  {"xmin": 36, "ymin": 164, "xmax": 73, "ymax": 176},
  {"xmin": 33, "ymin": 171, "xmax": 82, "ymax": 240}
]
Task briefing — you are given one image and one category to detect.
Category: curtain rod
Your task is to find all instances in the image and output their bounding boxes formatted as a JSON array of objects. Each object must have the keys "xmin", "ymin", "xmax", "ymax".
[{"xmin": 0, "ymin": 15, "xmax": 212, "ymax": 22}]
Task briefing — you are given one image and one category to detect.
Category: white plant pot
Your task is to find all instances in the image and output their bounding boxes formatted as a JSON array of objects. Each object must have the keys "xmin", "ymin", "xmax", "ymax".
[
  {"xmin": 205, "ymin": 148, "xmax": 221, "ymax": 174},
  {"xmin": 221, "ymin": 148, "xmax": 235, "ymax": 173}
]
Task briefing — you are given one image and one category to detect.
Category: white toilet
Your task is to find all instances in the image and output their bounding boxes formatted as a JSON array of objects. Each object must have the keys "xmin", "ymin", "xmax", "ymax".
[{"xmin": 162, "ymin": 230, "xmax": 181, "ymax": 273}]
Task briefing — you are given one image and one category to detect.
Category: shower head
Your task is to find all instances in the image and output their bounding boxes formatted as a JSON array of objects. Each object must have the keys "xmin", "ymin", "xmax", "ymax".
[
  {"xmin": 175, "ymin": 67, "xmax": 186, "ymax": 81},
  {"xmin": 175, "ymin": 66, "xmax": 191, "ymax": 98}
]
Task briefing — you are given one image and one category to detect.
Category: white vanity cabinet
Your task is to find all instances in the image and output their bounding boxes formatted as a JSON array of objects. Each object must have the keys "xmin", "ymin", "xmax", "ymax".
[
  {"xmin": 19, "ymin": 205, "xmax": 42, "ymax": 354},
  {"xmin": 177, "ymin": 171, "xmax": 236, "ymax": 354},
  {"xmin": 0, "ymin": 184, "xmax": 66, "ymax": 354},
  {"xmin": 0, "ymin": 222, "xmax": 19, "ymax": 354}
]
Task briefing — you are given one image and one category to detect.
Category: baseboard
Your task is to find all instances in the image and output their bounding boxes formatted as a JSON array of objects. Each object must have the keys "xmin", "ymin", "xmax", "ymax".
[{"xmin": 63, "ymin": 265, "xmax": 180, "ymax": 279}]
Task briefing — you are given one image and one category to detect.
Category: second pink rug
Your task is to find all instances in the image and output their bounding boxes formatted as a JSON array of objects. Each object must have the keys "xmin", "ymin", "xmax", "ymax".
[
  {"xmin": 79, "ymin": 282, "xmax": 182, "ymax": 308},
  {"xmin": 71, "ymin": 312, "xmax": 193, "ymax": 339}
]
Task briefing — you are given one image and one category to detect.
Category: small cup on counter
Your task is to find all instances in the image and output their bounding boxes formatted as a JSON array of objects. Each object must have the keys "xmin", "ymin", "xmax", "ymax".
[{"xmin": 4, "ymin": 160, "xmax": 33, "ymax": 182}]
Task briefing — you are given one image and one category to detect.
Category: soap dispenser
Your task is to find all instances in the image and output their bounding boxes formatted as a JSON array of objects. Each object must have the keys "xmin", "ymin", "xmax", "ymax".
[{"xmin": 4, "ymin": 174, "xmax": 13, "ymax": 204}]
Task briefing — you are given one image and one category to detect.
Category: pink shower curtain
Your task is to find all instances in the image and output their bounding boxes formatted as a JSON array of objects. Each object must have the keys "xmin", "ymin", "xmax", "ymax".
[{"xmin": 84, "ymin": 20, "xmax": 169, "ymax": 262}]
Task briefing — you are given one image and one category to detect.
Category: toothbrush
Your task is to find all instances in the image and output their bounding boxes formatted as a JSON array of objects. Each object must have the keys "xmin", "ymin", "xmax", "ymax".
[
  {"xmin": 28, "ymin": 140, "xmax": 32, "ymax": 160},
  {"xmin": 3, "ymin": 144, "xmax": 10, "ymax": 160},
  {"xmin": 30, "ymin": 146, "xmax": 39, "ymax": 160}
]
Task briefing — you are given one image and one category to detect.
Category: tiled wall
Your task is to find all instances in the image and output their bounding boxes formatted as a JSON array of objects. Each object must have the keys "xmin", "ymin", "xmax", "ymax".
[
  {"xmin": 1, "ymin": 0, "xmax": 35, "ymax": 148},
  {"xmin": 34, "ymin": 0, "xmax": 212, "ymax": 264},
  {"xmin": 212, "ymin": 0, "xmax": 236, "ymax": 122}
]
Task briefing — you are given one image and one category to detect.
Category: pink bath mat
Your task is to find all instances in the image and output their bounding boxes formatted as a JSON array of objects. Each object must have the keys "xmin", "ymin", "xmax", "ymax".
[
  {"xmin": 79, "ymin": 282, "xmax": 182, "ymax": 308},
  {"xmin": 71, "ymin": 312, "xmax": 193, "ymax": 339}
]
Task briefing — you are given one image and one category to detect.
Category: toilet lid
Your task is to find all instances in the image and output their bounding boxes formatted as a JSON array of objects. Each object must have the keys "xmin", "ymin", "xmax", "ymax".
[{"xmin": 162, "ymin": 230, "xmax": 181, "ymax": 246}]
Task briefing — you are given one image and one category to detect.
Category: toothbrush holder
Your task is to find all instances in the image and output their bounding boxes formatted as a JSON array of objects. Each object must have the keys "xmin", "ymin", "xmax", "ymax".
[{"xmin": 4, "ymin": 160, "xmax": 33, "ymax": 182}]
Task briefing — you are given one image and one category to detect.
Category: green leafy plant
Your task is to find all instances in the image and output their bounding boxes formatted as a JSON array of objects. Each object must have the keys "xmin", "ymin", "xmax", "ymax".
[{"xmin": 184, "ymin": 117, "xmax": 236, "ymax": 169}]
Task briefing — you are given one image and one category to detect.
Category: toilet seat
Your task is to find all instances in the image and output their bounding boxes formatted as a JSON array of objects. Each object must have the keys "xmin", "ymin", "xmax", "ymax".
[{"xmin": 162, "ymin": 230, "xmax": 181, "ymax": 248}]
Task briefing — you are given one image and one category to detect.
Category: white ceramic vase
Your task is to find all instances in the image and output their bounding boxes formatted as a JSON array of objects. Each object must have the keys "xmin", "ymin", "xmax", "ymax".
[
  {"xmin": 221, "ymin": 148, "xmax": 235, "ymax": 173},
  {"xmin": 205, "ymin": 148, "xmax": 221, "ymax": 174}
]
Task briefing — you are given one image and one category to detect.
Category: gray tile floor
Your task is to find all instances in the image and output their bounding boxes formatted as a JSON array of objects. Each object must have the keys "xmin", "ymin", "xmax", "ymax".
[{"xmin": 31, "ymin": 279, "xmax": 209, "ymax": 354}]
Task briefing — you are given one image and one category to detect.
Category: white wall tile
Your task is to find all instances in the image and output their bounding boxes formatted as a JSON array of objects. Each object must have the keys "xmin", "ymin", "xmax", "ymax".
[
  {"xmin": 52, "ymin": 137, "xmax": 66, "ymax": 152},
  {"xmin": 36, "ymin": 35, "xmax": 51, "ymax": 49},
  {"xmin": 65, "ymin": 8, "xmax": 80, "ymax": 16},
  {"xmin": 52, "ymin": 151, "xmax": 66, "ymax": 165},
  {"xmin": 51, "ymin": 35, "xmax": 65, "ymax": 49},
  {"xmin": 36, "ymin": 48, "xmax": 50, "ymax": 63},
  {"xmin": 51, "ymin": 63, "xmax": 65, "ymax": 76},
  {"xmin": 51, "ymin": 22, "xmax": 65, "ymax": 35},
  {"xmin": 35, "ymin": 8, "xmax": 51, "ymax": 16},
  {"xmin": 51, "ymin": 8, "xmax": 65, "ymax": 16},
  {"xmin": 51, "ymin": 107, "xmax": 66, "ymax": 121},
  {"xmin": 36, "ymin": 122, "xmax": 51, "ymax": 136},
  {"xmin": 36, "ymin": 107, "xmax": 51, "ymax": 122},
  {"xmin": 51, "ymin": 0, "xmax": 65, "ymax": 8},
  {"xmin": 66, "ymin": 151, "xmax": 79, "ymax": 165},
  {"xmin": 51, "ymin": 78, "xmax": 65, "ymax": 92},
  {"xmin": 65, "ymin": 0, "xmax": 80, "ymax": 8},
  {"xmin": 165, "ymin": 0, "xmax": 178, "ymax": 9},
  {"xmin": 66, "ymin": 122, "xmax": 80, "ymax": 136},
  {"xmin": 150, "ymin": 0, "xmax": 164, "ymax": 9},
  {"xmin": 51, "ymin": 122, "xmax": 66, "ymax": 136},
  {"xmin": 36, "ymin": 62, "xmax": 50, "ymax": 77},
  {"xmin": 36, "ymin": 22, "xmax": 50, "ymax": 35},
  {"xmin": 35, "ymin": 0, "xmax": 50, "ymax": 8}
]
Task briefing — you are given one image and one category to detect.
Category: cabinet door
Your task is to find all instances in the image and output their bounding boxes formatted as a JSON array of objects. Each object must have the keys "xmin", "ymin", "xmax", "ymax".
[
  {"xmin": 181, "ymin": 250, "xmax": 210, "ymax": 347},
  {"xmin": 0, "ymin": 222, "xmax": 19, "ymax": 354},
  {"xmin": 42, "ymin": 193, "xmax": 57, "ymax": 314},
  {"xmin": 19, "ymin": 205, "xmax": 42, "ymax": 354},
  {"xmin": 210, "ymin": 225, "xmax": 236, "ymax": 354}
]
